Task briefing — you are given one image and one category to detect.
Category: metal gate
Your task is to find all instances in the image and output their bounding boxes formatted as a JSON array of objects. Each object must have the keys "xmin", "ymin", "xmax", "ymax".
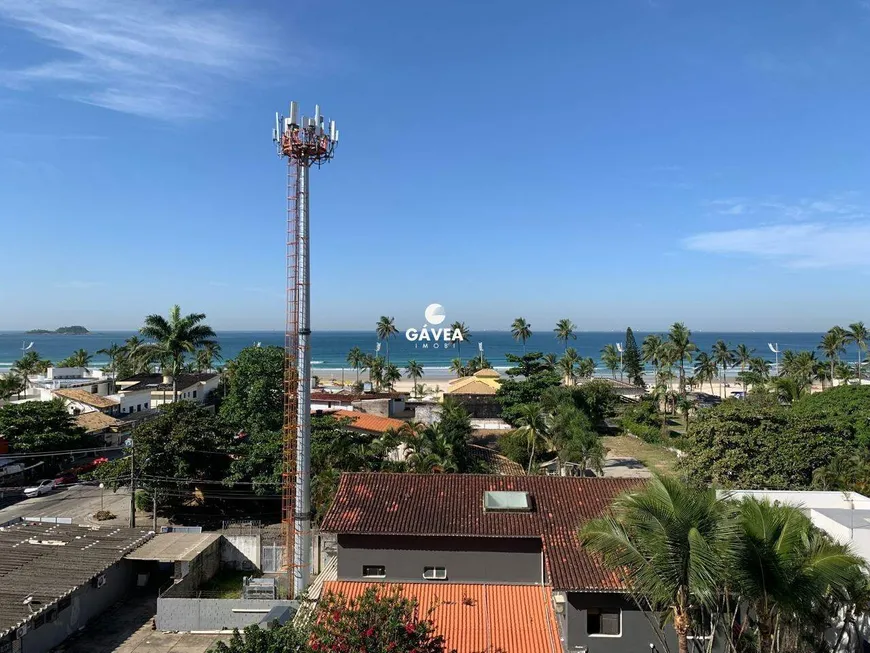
[{"xmin": 261, "ymin": 545, "xmax": 285, "ymax": 573}]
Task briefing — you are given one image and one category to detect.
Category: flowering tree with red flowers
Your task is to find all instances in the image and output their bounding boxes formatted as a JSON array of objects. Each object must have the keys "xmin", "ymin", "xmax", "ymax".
[{"xmin": 309, "ymin": 585, "xmax": 454, "ymax": 653}]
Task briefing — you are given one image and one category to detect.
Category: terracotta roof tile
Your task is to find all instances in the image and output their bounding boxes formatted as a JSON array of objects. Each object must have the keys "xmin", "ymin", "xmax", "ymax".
[
  {"xmin": 321, "ymin": 473, "xmax": 642, "ymax": 591},
  {"xmin": 322, "ymin": 581, "xmax": 560, "ymax": 653},
  {"xmin": 332, "ymin": 410, "xmax": 406, "ymax": 434},
  {"xmin": 74, "ymin": 412, "xmax": 125, "ymax": 433},
  {"xmin": 53, "ymin": 389, "xmax": 119, "ymax": 409},
  {"xmin": 445, "ymin": 379, "xmax": 499, "ymax": 395}
]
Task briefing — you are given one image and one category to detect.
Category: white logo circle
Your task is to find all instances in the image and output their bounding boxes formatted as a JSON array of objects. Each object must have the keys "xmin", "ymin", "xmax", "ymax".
[{"xmin": 424, "ymin": 303, "xmax": 446, "ymax": 325}]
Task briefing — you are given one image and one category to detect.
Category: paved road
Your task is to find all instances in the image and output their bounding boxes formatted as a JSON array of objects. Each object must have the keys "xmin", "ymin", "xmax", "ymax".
[{"xmin": 0, "ymin": 484, "xmax": 162, "ymax": 527}]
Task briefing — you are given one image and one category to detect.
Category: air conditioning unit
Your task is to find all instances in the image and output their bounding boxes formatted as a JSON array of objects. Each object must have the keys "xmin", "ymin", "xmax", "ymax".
[{"xmin": 92, "ymin": 574, "xmax": 106, "ymax": 588}]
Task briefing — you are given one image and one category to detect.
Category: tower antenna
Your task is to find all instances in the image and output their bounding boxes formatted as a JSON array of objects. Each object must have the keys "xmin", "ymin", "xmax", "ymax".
[{"xmin": 273, "ymin": 101, "xmax": 338, "ymax": 597}]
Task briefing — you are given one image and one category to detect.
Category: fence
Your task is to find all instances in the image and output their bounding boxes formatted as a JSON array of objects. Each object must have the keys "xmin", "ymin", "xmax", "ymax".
[{"xmin": 156, "ymin": 597, "xmax": 298, "ymax": 632}]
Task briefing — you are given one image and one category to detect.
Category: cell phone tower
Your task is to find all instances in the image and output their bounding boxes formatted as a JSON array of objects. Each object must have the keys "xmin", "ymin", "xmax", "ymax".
[{"xmin": 272, "ymin": 102, "xmax": 338, "ymax": 597}]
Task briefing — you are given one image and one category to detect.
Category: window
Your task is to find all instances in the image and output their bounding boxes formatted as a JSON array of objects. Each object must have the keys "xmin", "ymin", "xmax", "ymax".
[
  {"xmin": 484, "ymin": 490, "xmax": 531, "ymax": 512},
  {"xmin": 362, "ymin": 565, "xmax": 386, "ymax": 578},
  {"xmin": 137, "ymin": 404, "xmax": 141, "ymax": 412},
  {"xmin": 193, "ymin": 390, "xmax": 197, "ymax": 399},
  {"xmin": 587, "ymin": 607, "xmax": 621, "ymax": 637},
  {"xmin": 144, "ymin": 402, "xmax": 149, "ymax": 409},
  {"xmin": 422, "ymin": 567, "xmax": 447, "ymax": 580}
]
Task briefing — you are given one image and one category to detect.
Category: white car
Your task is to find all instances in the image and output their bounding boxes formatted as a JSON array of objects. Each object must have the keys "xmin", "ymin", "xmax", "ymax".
[{"xmin": 24, "ymin": 479, "xmax": 56, "ymax": 498}]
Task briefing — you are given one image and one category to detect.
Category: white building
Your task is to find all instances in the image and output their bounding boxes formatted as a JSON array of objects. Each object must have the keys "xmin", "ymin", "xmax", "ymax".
[{"xmin": 115, "ymin": 373, "xmax": 221, "ymax": 408}]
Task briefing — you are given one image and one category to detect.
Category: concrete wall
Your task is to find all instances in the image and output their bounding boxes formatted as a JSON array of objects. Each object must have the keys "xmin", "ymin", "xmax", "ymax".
[
  {"xmin": 337, "ymin": 534, "xmax": 542, "ymax": 584},
  {"xmin": 174, "ymin": 537, "xmax": 221, "ymax": 587},
  {"xmin": 157, "ymin": 598, "xmax": 295, "ymax": 632},
  {"xmin": 221, "ymin": 535, "xmax": 260, "ymax": 571},
  {"xmin": 724, "ymin": 490, "xmax": 870, "ymax": 511},
  {"xmin": 15, "ymin": 560, "xmax": 134, "ymax": 653},
  {"xmin": 561, "ymin": 592, "xmax": 724, "ymax": 653},
  {"xmin": 449, "ymin": 395, "xmax": 502, "ymax": 418},
  {"xmin": 413, "ymin": 403, "xmax": 442, "ymax": 426},
  {"xmin": 352, "ymin": 398, "xmax": 390, "ymax": 417}
]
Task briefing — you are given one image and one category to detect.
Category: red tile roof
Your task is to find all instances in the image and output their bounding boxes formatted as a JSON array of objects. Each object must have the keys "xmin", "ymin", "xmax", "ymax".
[
  {"xmin": 322, "ymin": 581, "xmax": 561, "ymax": 653},
  {"xmin": 332, "ymin": 410, "xmax": 406, "ymax": 434},
  {"xmin": 321, "ymin": 473, "xmax": 642, "ymax": 591}
]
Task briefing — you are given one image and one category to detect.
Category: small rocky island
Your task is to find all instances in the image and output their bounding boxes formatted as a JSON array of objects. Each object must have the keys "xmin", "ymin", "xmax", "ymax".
[{"xmin": 26, "ymin": 325, "xmax": 90, "ymax": 335}]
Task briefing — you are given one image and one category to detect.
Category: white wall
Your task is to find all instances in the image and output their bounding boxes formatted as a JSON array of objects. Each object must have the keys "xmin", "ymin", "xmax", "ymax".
[
  {"xmin": 724, "ymin": 490, "xmax": 870, "ymax": 511},
  {"xmin": 113, "ymin": 389, "xmax": 153, "ymax": 414}
]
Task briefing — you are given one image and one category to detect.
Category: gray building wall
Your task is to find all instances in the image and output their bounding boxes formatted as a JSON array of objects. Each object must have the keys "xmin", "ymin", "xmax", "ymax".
[
  {"xmin": 562, "ymin": 592, "xmax": 722, "ymax": 653},
  {"xmin": 337, "ymin": 534, "xmax": 542, "ymax": 584},
  {"xmin": 157, "ymin": 598, "xmax": 296, "ymax": 632},
  {"xmin": 221, "ymin": 534, "xmax": 260, "ymax": 571},
  {"xmin": 175, "ymin": 537, "xmax": 221, "ymax": 586},
  {"xmin": 16, "ymin": 560, "xmax": 134, "ymax": 653}
]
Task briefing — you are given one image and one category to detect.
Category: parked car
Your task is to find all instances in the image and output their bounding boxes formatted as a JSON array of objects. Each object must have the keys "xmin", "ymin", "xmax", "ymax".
[
  {"xmin": 54, "ymin": 472, "xmax": 78, "ymax": 486},
  {"xmin": 24, "ymin": 479, "xmax": 56, "ymax": 498},
  {"xmin": 72, "ymin": 457, "xmax": 109, "ymax": 475}
]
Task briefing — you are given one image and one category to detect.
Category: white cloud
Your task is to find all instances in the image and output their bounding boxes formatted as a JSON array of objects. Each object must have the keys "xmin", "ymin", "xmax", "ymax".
[
  {"xmin": 683, "ymin": 223, "xmax": 870, "ymax": 269},
  {"xmin": 0, "ymin": 0, "xmax": 282, "ymax": 120}
]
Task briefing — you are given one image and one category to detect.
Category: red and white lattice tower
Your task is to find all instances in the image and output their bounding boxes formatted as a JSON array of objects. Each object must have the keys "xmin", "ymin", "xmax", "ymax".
[{"xmin": 272, "ymin": 102, "xmax": 338, "ymax": 597}]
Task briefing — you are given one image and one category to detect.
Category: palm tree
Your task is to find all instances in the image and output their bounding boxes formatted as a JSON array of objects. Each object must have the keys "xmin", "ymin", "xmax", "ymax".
[
  {"xmin": 711, "ymin": 340, "xmax": 736, "ymax": 398},
  {"xmin": 0, "ymin": 373, "xmax": 25, "ymax": 402},
  {"xmin": 375, "ymin": 316, "xmax": 399, "ymax": 366},
  {"xmin": 515, "ymin": 404, "xmax": 548, "ymax": 474},
  {"xmin": 641, "ymin": 334, "xmax": 663, "ymax": 370},
  {"xmin": 405, "ymin": 359, "xmax": 424, "ymax": 397},
  {"xmin": 139, "ymin": 305, "xmax": 217, "ymax": 402},
  {"xmin": 667, "ymin": 322, "xmax": 696, "ymax": 397},
  {"xmin": 733, "ymin": 497, "xmax": 866, "ymax": 652},
  {"xmin": 734, "ymin": 343, "xmax": 754, "ymax": 393},
  {"xmin": 404, "ymin": 423, "xmax": 460, "ymax": 473},
  {"xmin": 368, "ymin": 355, "xmax": 385, "ymax": 391},
  {"xmin": 771, "ymin": 375, "xmax": 809, "ymax": 404},
  {"xmin": 556, "ymin": 348, "xmax": 579, "ymax": 386},
  {"xmin": 601, "ymin": 343, "xmax": 621, "ymax": 379},
  {"xmin": 449, "ymin": 358, "xmax": 465, "ymax": 378},
  {"xmin": 693, "ymin": 352, "xmax": 717, "ymax": 395},
  {"xmin": 346, "ymin": 346, "xmax": 366, "ymax": 386},
  {"xmin": 11, "ymin": 351, "xmax": 50, "ymax": 394},
  {"xmin": 121, "ymin": 335, "xmax": 151, "ymax": 374},
  {"xmin": 580, "ymin": 476, "xmax": 734, "ymax": 653},
  {"xmin": 510, "ymin": 317, "xmax": 532, "ymax": 353},
  {"xmin": 66, "ymin": 348, "xmax": 92, "ymax": 369},
  {"xmin": 96, "ymin": 343, "xmax": 123, "ymax": 392},
  {"xmin": 382, "ymin": 363, "xmax": 401, "ymax": 391},
  {"xmin": 554, "ymin": 318, "xmax": 576, "ymax": 350},
  {"xmin": 196, "ymin": 341, "xmax": 222, "ymax": 373},
  {"xmin": 542, "ymin": 353, "xmax": 558, "ymax": 370},
  {"xmin": 820, "ymin": 326, "xmax": 848, "ymax": 387},
  {"xmin": 850, "ymin": 322, "xmax": 869, "ymax": 382},
  {"xmin": 578, "ymin": 357, "xmax": 595, "ymax": 379},
  {"xmin": 450, "ymin": 321, "xmax": 471, "ymax": 358}
]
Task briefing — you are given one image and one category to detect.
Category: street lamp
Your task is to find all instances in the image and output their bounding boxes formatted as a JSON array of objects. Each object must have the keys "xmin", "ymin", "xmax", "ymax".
[
  {"xmin": 616, "ymin": 343, "xmax": 624, "ymax": 382},
  {"xmin": 99, "ymin": 482, "xmax": 105, "ymax": 511}
]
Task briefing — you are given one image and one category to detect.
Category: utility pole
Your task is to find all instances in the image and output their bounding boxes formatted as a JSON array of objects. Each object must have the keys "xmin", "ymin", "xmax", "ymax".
[
  {"xmin": 129, "ymin": 440, "xmax": 136, "ymax": 528},
  {"xmin": 152, "ymin": 486, "xmax": 157, "ymax": 532}
]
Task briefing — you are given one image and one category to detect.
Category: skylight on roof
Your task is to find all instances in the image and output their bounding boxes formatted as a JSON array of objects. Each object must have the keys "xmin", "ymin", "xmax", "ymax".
[{"xmin": 484, "ymin": 490, "xmax": 531, "ymax": 512}]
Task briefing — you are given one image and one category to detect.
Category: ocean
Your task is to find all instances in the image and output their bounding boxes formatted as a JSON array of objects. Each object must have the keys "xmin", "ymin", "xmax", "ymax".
[{"xmin": 0, "ymin": 330, "xmax": 850, "ymax": 374}]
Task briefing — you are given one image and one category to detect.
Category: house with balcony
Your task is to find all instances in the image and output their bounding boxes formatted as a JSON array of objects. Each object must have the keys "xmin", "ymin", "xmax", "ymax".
[{"xmin": 115, "ymin": 372, "xmax": 220, "ymax": 407}]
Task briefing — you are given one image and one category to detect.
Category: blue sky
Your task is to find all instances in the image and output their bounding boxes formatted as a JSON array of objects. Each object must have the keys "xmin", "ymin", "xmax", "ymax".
[{"xmin": 1, "ymin": 0, "xmax": 869, "ymax": 332}]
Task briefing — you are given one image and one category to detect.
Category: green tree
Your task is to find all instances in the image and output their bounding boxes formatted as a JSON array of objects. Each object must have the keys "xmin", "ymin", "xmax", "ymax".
[
  {"xmin": 734, "ymin": 343, "xmax": 755, "ymax": 393},
  {"xmin": 580, "ymin": 476, "xmax": 734, "ymax": 653},
  {"xmin": 449, "ymin": 321, "xmax": 471, "ymax": 358},
  {"xmin": 556, "ymin": 347, "xmax": 579, "ymax": 385},
  {"xmin": 449, "ymin": 357, "xmax": 465, "ymax": 378},
  {"xmin": 0, "ymin": 399, "xmax": 89, "ymax": 453},
  {"xmin": 600, "ymin": 343, "xmax": 621, "ymax": 379},
  {"xmin": 510, "ymin": 317, "xmax": 532, "ymax": 353},
  {"xmin": 578, "ymin": 357, "xmax": 595, "ymax": 379},
  {"xmin": 382, "ymin": 363, "xmax": 401, "ymax": 391},
  {"xmin": 405, "ymin": 359, "xmax": 424, "ymax": 397},
  {"xmin": 693, "ymin": 351, "xmax": 716, "ymax": 395},
  {"xmin": 680, "ymin": 399, "xmax": 855, "ymax": 489},
  {"xmin": 554, "ymin": 318, "xmax": 576, "ymax": 350},
  {"xmin": 622, "ymin": 327, "xmax": 644, "ymax": 386},
  {"xmin": 667, "ymin": 322, "xmax": 696, "ymax": 397},
  {"xmin": 495, "ymin": 353, "xmax": 562, "ymax": 426},
  {"xmin": 118, "ymin": 335, "xmax": 152, "ymax": 377},
  {"xmin": 0, "ymin": 373, "xmax": 25, "ymax": 401},
  {"xmin": 346, "ymin": 346, "xmax": 366, "ymax": 386},
  {"xmin": 310, "ymin": 585, "xmax": 451, "ymax": 653},
  {"xmin": 847, "ymin": 321, "xmax": 869, "ymax": 382},
  {"xmin": 196, "ymin": 341, "xmax": 222, "ymax": 372},
  {"xmin": 12, "ymin": 350, "xmax": 51, "ymax": 392},
  {"xmin": 97, "ymin": 343, "xmax": 123, "ymax": 392},
  {"xmin": 733, "ymin": 497, "xmax": 867, "ymax": 651},
  {"xmin": 211, "ymin": 621, "xmax": 306, "ymax": 653},
  {"xmin": 375, "ymin": 316, "xmax": 398, "ymax": 365},
  {"xmin": 514, "ymin": 403, "xmax": 548, "ymax": 474},
  {"xmin": 140, "ymin": 305, "xmax": 217, "ymax": 401},
  {"xmin": 711, "ymin": 339, "xmax": 735, "ymax": 398},
  {"xmin": 641, "ymin": 334, "xmax": 664, "ymax": 371},
  {"xmin": 793, "ymin": 384, "xmax": 870, "ymax": 446},
  {"xmin": 546, "ymin": 401, "xmax": 604, "ymax": 475},
  {"xmin": 819, "ymin": 326, "xmax": 847, "ymax": 388},
  {"xmin": 368, "ymin": 355, "xmax": 385, "ymax": 391},
  {"xmin": 219, "ymin": 345, "xmax": 285, "ymax": 434}
]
